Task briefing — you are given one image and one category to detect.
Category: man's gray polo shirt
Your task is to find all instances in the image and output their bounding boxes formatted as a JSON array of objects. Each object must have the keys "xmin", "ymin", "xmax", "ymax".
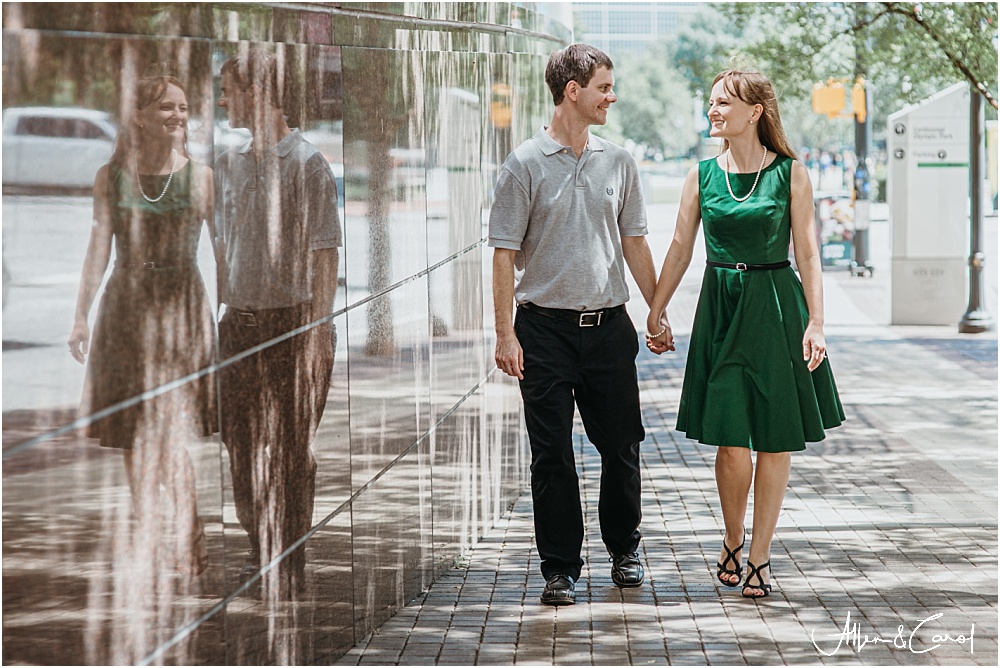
[
  {"xmin": 215, "ymin": 130, "xmax": 342, "ymax": 310},
  {"xmin": 488, "ymin": 128, "xmax": 647, "ymax": 311}
]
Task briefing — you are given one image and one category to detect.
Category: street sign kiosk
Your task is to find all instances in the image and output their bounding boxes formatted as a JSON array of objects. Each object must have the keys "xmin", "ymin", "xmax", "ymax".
[{"xmin": 887, "ymin": 83, "xmax": 970, "ymax": 325}]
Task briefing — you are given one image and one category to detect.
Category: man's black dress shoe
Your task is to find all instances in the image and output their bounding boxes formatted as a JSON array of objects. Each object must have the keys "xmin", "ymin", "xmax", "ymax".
[
  {"xmin": 540, "ymin": 574, "xmax": 576, "ymax": 606},
  {"xmin": 610, "ymin": 552, "xmax": 644, "ymax": 587}
]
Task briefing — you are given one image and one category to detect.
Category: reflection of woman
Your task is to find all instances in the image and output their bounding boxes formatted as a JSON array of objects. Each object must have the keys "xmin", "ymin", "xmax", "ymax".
[
  {"xmin": 68, "ymin": 73, "xmax": 216, "ymax": 576},
  {"xmin": 646, "ymin": 67, "xmax": 844, "ymax": 598}
]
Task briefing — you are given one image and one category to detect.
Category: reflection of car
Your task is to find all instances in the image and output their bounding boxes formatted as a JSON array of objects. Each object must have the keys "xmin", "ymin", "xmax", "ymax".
[
  {"xmin": 2, "ymin": 107, "xmax": 117, "ymax": 192},
  {"xmin": 389, "ymin": 147, "xmax": 425, "ymax": 195}
]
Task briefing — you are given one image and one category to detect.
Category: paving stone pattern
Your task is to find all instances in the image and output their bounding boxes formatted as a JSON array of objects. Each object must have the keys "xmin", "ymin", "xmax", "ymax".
[{"xmin": 338, "ymin": 263, "xmax": 998, "ymax": 666}]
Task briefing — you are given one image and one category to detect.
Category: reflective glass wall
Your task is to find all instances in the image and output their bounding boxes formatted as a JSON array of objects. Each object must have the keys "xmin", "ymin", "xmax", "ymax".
[{"xmin": 1, "ymin": 2, "xmax": 569, "ymax": 664}]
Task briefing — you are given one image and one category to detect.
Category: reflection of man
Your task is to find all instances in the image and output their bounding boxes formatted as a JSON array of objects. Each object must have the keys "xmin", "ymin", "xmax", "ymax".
[
  {"xmin": 490, "ymin": 44, "xmax": 660, "ymax": 606},
  {"xmin": 215, "ymin": 49, "xmax": 341, "ymax": 598}
]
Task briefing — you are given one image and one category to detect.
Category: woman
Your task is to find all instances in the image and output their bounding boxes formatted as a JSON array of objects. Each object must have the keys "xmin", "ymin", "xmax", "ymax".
[
  {"xmin": 68, "ymin": 72, "xmax": 216, "ymax": 576},
  {"xmin": 646, "ymin": 67, "xmax": 844, "ymax": 598}
]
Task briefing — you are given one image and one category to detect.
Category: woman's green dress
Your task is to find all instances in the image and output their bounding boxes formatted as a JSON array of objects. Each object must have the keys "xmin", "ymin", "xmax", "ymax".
[
  {"xmin": 676, "ymin": 155, "xmax": 844, "ymax": 452},
  {"xmin": 84, "ymin": 161, "xmax": 217, "ymax": 448}
]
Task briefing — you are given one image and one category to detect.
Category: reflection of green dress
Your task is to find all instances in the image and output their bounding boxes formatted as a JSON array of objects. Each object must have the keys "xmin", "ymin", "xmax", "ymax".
[
  {"xmin": 85, "ymin": 161, "xmax": 217, "ymax": 449},
  {"xmin": 677, "ymin": 155, "xmax": 844, "ymax": 452}
]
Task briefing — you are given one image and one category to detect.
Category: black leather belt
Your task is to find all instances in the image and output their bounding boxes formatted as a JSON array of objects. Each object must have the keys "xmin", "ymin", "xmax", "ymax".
[
  {"xmin": 706, "ymin": 260, "xmax": 791, "ymax": 271},
  {"xmin": 228, "ymin": 303, "xmax": 310, "ymax": 327},
  {"xmin": 520, "ymin": 302, "xmax": 626, "ymax": 327}
]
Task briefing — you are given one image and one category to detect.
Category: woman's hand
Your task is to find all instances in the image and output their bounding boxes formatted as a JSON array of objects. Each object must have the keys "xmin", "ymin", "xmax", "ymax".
[
  {"xmin": 68, "ymin": 318, "xmax": 91, "ymax": 364},
  {"xmin": 645, "ymin": 312, "xmax": 675, "ymax": 354},
  {"xmin": 802, "ymin": 321, "xmax": 827, "ymax": 372}
]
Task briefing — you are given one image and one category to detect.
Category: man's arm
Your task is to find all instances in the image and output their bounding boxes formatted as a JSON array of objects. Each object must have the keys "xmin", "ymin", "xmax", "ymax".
[
  {"xmin": 212, "ymin": 158, "xmax": 229, "ymax": 309},
  {"xmin": 492, "ymin": 248, "xmax": 523, "ymax": 380},
  {"xmin": 621, "ymin": 235, "xmax": 658, "ymax": 308},
  {"xmin": 311, "ymin": 247, "xmax": 339, "ymax": 319}
]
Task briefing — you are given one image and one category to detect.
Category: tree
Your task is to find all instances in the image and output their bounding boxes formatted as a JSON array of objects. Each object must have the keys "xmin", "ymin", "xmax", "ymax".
[
  {"xmin": 673, "ymin": 5, "xmax": 747, "ymax": 102},
  {"xmin": 729, "ymin": 2, "xmax": 998, "ymax": 122},
  {"xmin": 593, "ymin": 41, "xmax": 699, "ymax": 160}
]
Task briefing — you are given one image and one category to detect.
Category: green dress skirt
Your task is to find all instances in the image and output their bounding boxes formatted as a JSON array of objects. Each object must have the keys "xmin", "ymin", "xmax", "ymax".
[{"xmin": 676, "ymin": 155, "xmax": 844, "ymax": 452}]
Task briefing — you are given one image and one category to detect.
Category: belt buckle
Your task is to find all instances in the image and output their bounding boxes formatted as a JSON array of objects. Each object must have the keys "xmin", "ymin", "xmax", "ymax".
[
  {"xmin": 142, "ymin": 261, "xmax": 156, "ymax": 270},
  {"xmin": 578, "ymin": 311, "xmax": 602, "ymax": 327},
  {"xmin": 735, "ymin": 262, "xmax": 748, "ymax": 271},
  {"xmin": 238, "ymin": 311, "xmax": 258, "ymax": 327}
]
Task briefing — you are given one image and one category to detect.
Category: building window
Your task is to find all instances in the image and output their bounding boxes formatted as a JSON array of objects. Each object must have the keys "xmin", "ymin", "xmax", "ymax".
[
  {"xmin": 577, "ymin": 10, "xmax": 603, "ymax": 33},
  {"xmin": 608, "ymin": 9, "xmax": 652, "ymax": 35},
  {"xmin": 656, "ymin": 11, "xmax": 678, "ymax": 35}
]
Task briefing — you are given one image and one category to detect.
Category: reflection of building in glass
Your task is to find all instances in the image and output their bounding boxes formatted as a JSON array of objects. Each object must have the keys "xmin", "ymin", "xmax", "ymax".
[
  {"xmin": 573, "ymin": 1, "xmax": 701, "ymax": 56},
  {"xmin": 1, "ymin": 2, "xmax": 569, "ymax": 665}
]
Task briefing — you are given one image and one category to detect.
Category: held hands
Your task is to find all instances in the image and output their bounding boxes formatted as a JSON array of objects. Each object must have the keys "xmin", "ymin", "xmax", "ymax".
[
  {"xmin": 68, "ymin": 318, "xmax": 91, "ymax": 364},
  {"xmin": 495, "ymin": 328, "xmax": 524, "ymax": 380},
  {"xmin": 802, "ymin": 321, "xmax": 827, "ymax": 372},
  {"xmin": 645, "ymin": 311, "xmax": 674, "ymax": 354}
]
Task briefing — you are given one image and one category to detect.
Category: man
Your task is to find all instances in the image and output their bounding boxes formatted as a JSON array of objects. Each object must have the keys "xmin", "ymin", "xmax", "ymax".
[
  {"xmin": 215, "ymin": 48, "xmax": 341, "ymax": 599},
  {"xmin": 489, "ymin": 44, "xmax": 662, "ymax": 606}
]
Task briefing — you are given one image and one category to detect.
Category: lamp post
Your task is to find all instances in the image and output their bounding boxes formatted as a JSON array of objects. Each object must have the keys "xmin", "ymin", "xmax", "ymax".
[
  {"xmin": 851, "ymin": 105, "xmax": 873, "ymax": 277},
  {"xmin": 850, "ymin": 9, "xmax": 873, "ymax": 277},
  {"xmin": 958, "ymin": 90, "xmax": 993, "ymax": 333}
]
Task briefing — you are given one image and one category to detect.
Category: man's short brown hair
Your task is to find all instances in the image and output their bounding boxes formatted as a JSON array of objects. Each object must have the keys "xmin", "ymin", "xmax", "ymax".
[
  {"xmin": 545, "ymin": 44, "xmax": 614, "ymax": 106},
  {"xmin": 221, "ymin": 48, "xmax": 283, "ymax": 109}
]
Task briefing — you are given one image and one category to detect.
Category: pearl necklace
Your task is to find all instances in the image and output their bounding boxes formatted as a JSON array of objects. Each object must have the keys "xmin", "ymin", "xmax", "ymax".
[
  {"xmin": 724, "ymin": 147, "xmax": 767, "ymax": 203},
  {"xmin": 136, "ymin": 149, "xmax": 178, "ymax": 203}
]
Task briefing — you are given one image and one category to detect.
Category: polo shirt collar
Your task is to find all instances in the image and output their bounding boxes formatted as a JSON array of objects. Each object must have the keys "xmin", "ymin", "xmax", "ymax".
[
  {"xmin": 535, "ymin": 126, "xmax": 606, "ymax": 156},
  {"xmin": 237, "ymin": 129, "xmax": 302, "ymax": 157}
]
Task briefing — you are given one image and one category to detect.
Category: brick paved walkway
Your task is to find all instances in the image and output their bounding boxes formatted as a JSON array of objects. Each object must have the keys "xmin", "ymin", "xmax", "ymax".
[
  {"xmin": 338, "ymin": 212, "xmax": 998, "ymax": 666},
  {"xmin": 336, "ymin": 324, "xmax": 997, "ymax": 665}
]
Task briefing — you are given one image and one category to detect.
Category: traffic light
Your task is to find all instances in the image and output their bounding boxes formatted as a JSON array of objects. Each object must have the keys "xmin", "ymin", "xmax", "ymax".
[
  {"xmin": 811, "ymin": 79, "xmax": 846, "ymax": 118},
  {"xmin": 812, "ymin": 77, "xmax": 868, "ymax": 123},
  {"xmin": 490, "ymin": 83, "xmax": 512, "ymax": 129},
  {"xmin": 851, "ymin": 77, "xmax": 867, "ymax": 123}
]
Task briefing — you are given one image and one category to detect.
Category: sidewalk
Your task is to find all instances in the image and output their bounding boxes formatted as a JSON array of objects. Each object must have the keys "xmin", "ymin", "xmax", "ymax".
[{"xmin": 337, "ymin": 210, "xmax": 998, "ymax": 666}]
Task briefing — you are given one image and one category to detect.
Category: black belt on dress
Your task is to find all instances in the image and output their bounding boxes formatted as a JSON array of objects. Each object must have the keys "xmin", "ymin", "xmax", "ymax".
[
  {"xmin": 706, "ymin": 260, "xmax": 791, "ymax": 271},
  {"xmin": 115, "ymin": 260, "xmax": 196, "ymax": 272},
  {"xmin": 519, "ymin": 302, "xmax": 626, "ymax": 327}
]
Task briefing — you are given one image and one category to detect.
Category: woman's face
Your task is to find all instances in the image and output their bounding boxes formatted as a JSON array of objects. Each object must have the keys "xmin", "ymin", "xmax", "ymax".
[
  {"xmin": 135, "ymin": 83, "xmax": 188, "ymax": 146},
  {"xmin": 707, "ymin": 79, "xmax": 759, "ymax": 139}
]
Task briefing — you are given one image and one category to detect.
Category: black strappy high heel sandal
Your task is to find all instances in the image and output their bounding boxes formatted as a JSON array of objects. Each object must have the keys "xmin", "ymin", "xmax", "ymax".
[
  {"xmin": 716, "ymin": 531, "xmax": 745, "ymax": 586},
  {"xmin": 742, "ymin": 560, "xmax": 772, "ymax": 598}
]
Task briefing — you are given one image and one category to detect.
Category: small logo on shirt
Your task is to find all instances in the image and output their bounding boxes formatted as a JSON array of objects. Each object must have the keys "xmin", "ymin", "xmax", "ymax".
[{"xmin": 606, "ymin": 187, "xmax": 614, "ymax": 196}]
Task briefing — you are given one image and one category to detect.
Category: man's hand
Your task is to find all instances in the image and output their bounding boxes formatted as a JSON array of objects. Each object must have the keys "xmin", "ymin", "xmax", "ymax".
[{"xmin": 495, "ymin": 328, "xmax": 524, "ymax": 380}]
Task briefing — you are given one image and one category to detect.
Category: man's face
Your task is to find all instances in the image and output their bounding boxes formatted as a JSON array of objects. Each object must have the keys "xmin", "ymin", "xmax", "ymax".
[
  {"xmin": 575, "ymin": 65, "xmax": 617, "ymax": 126},
  {"xmin": 218, "ymin": 71, "xmax": 252, "ymax": 130}
]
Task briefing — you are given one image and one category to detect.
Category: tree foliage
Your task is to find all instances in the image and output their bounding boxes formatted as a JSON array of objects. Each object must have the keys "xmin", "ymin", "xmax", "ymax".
[
  {"xmin": 729, "ymin": 1, "xmax": 999, "ymax": 118},
  {"xmin": 673, "ymin": 6, "xmax": 747, "ymax": 100},
  {"xmin": 594, "ymin": 41, "xmax": 699, "ymax": 159}
]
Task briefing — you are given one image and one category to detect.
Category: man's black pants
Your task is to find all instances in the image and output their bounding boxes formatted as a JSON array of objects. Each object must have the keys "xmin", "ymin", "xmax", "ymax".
[
  {"xmin": 219, "ymin": 303, "xmax": 333, "ymax": 590},
  {"xmin": 514, "ymin": 305, "xmax": 644, "ymax": 581}
]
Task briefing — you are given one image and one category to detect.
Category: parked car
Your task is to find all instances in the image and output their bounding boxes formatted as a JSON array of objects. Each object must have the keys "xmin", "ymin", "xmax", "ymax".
[{"xmin": 2, "ymin": 107, "xmax": 117, "ymax": 192}]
